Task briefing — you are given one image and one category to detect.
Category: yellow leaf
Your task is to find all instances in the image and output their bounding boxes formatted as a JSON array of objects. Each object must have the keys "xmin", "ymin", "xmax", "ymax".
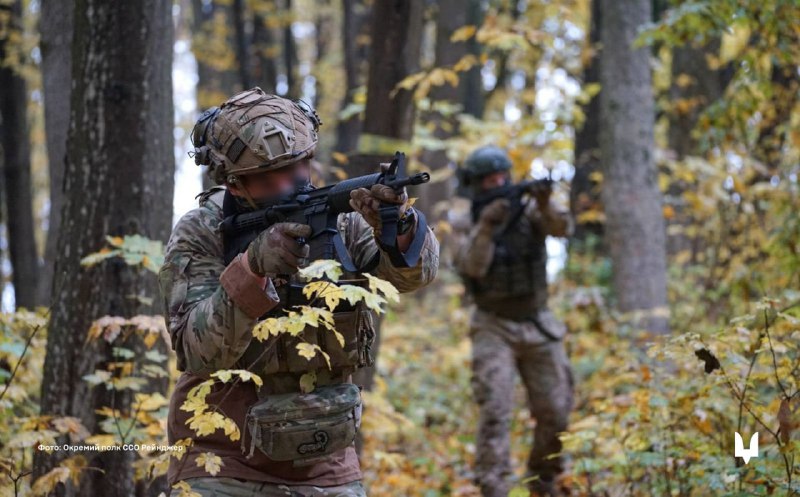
[
  {"xmin": 452, "ymin": 54, "xmax": 478, "ymax": 72},
  {"xmin": 107, "ymin": 236, "xmax": 124, "ymax": 247},
  {"xmin": 223, "ymin": 418, "xmax": 241, "ymax": 442},
  {"xmin": 296, "ymin": 343, "xmax": 331, "ymax": 369},
  {"xmin": 298, "ymin": 259, "xmax": 343, "ymax": 281},
  {"xmin": 331, "ymin": 151, "xmax": 349, "ymax": 164},
  {"xmin": 134, "ymin": 392, "xmax": 169, "ymax": 411},
  {"xmin": 171, "ymin": 481, "xmax": 202, "ymax": 497},
  {"xmin": 85, "ymin": 434, "xmax": 118, "ymax": 448},
  {"xmin": 196, "ymin": 452, "xmax": 224, "ymax": 476},
  {"xmin": 364, "ymin": 274, "xmax": 400, "ymax": 303},
  {"xmin": 187, "ymin": 411, "xmax": 227, "ymax": 437},
  {"xmin": 31, "ymin": 467, "xmax": 70, "ymax": 496},
  {"xmin": 300, "ymin": 371, "xmax": 317, "ymax": 393},
  {"xmin": 296, "ymin": 343, "xmax": 320, "ymax": 361},
  {"xmin": 451, "ymin": 25, "xmax": 477, "ymax": 42},
  {"xmin": 211, "ymin": 370, "xmax": 232, "ymax": 383}
]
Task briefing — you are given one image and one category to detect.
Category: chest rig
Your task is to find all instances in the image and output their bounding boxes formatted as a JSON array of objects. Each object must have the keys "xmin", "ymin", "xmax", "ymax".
[
  {"xmin": 215, "ymin": 189, "xmax": 376, "ymax": 392},
  {"xmin": 464, "ymin": 201, "xmax": 548, "ymax": 320}
]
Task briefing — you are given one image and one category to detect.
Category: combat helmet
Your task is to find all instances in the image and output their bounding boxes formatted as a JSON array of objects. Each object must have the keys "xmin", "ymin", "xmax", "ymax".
[
  {"xmin": 191, "ymin": 87, "xmax": 322, "ymax": 185},
  {"xmin": 457, "ymin": 145, "xmax": 512, "ymax": 195}
]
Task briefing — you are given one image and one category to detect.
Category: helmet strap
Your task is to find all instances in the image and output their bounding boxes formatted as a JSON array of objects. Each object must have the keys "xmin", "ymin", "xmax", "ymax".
[{"xmin": 227, "ymin": 175, "xmax": 260, "ymax": 210}]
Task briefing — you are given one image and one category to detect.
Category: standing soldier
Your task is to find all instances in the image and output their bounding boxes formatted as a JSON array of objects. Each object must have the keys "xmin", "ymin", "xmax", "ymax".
[
  {"xmin": 159, "ymin": 88, "xmax": 439, "ymax": 497},
  {"xmin": 453, "ymin": 146, "xmax": 574, "ymax": 497}
]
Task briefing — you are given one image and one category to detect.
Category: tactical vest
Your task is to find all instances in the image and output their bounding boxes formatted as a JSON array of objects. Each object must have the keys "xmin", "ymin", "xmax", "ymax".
[
  {"xmin": 205, "ymin": 189, "xmax": 376, "ymax": 394},
  {"xmin": 464, "ymin": 209, "xmax": 548, "ymax": 321}
]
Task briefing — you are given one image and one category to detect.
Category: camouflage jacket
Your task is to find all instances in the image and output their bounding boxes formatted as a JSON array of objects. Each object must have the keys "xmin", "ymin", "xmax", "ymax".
[
  {"xmin": 451, "ymin": 195, "xmax": 572, "ymax": 343},
  {"xmin": 158, "ymin": 187, "xmax": 440, "ymax": 377}
]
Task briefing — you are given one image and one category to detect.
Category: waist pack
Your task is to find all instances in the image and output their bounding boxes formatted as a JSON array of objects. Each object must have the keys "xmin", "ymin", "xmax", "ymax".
[{"xmin": 242, "ymin": 383, "xmax": 362, "ymax": 466}]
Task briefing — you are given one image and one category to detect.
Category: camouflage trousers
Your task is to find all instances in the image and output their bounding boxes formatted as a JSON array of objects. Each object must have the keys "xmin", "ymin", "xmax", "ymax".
[
  {"xmin": 470, "ymin": 312, "xmax": 574, "ymax": 497},
  {"xmin": 170, "ymin": 477, "xmax": 367, "ymax": 497}
]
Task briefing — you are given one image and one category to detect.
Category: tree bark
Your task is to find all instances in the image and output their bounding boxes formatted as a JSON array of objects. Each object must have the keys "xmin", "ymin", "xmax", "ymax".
[
  {"xmin": 461, "ymin": 0, "xmax": 485, "ymax": 118},
  {"xmin": 0, "ymin": 0, "xmax": 40, "ymax": 310},
  {"xmin": 190, "ymin": 0, "xmax": 240, "ymax": 190},
  {"xmin": 38, "ymin": 0, "xmax": 74, "ymax": 307},
  {"xmin": 416, "ymin": 0, "xmax": 467, "ymax": 218},
  {"xmin": 232, "ymin": 0, "xmax": 252, "ymax": 89},
  {"xmin": 253, "ymin": 2, "xmax": 279, "ymax": 94},
  {"xmin": 33, "ymin": 0, "xmax": 174, "ymax": 495},
  {"xmin": 283, "ymin": 0, "xmax": 300, "ymax": 99},
  {"xmin": 350, "ymin": 0, "xmax": 424, "ymax": 393},
  {"xmin": 569, "ymin": 0, "xmax": 605, "ymax": 254},
  {"xmin": 599, "ymin": 0, "xmax": 669, "ymax": 334},
  {"xmin": 665, "ymin": 40, "xmax": 724, "ymax": 258},
  {"xmin": 334, "ymin": 0, "xmax": 370, "ymax": 156}
]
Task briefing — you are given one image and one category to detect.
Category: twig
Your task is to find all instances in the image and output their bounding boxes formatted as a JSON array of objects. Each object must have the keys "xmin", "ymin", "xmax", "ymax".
[
  {"xmin": 0, "ymin": 321, "xmax": 45, "ymax": 403},
  {"xmin": 763, "ymin": 308, "xmax": 791, "ymax": 400}
]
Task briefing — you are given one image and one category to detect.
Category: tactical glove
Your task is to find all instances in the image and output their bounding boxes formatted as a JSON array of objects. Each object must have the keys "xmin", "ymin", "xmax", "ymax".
[
  {"xmin": 478, "ymin": 198, "xmax": 510, "ymax": 227},
  {"xmin": 349, "ymin": 184, "xmax": 410, "ymax": 235},
  {"xmin": 247, "ymin": 222, "xmax": 312, "ymax": 276}
]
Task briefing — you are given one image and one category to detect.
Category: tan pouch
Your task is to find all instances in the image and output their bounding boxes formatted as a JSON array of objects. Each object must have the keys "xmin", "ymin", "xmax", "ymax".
[{"xmin": 243, "ymin": 383, "xmax": 362, "ymax": 466}]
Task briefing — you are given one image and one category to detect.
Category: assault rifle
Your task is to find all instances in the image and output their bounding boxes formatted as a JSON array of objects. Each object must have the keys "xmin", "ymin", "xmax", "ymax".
[
  {"xmin": 221, "ymin": 151, "xmax": 430, "ymax": 272},
  {"xmin": 470, "ymin": 177, "xmax": 553, "ymax": 232}
]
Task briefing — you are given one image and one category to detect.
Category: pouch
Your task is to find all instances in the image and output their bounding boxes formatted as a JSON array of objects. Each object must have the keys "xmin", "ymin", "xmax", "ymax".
[{"xmin": 243, "ymin": 383, "xmax": 362, "ymax": 466}]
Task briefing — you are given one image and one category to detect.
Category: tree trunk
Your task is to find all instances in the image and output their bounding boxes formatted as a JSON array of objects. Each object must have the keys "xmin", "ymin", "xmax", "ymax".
[
  {"xmin": 283, "ymin": 0, "xmax": 300, "ymax": 99},
  {"xmin": 415, "ymin": 0, "xmax": 467, "ymax": 219},
  {"xmin": 569, "ymin": 0, "xmax": 605, "ymax": 254},
  {"xmin": 38, "ymin": 0, "xmax": 74, "ymax": 307},
  {"xmin": 351, "ymin": 0, "xmax": 423, "ymax": 176},
  {"xmin": 232, "ymin": 0, "xmax": 252, "ymax": 89},
  {"xmin": 665, "ymin": 40, "xmax": 724, "ymax": 258},
  {"xmin": 191, "ymin": 0, "xmax": 240, "ymax": 190},
  {"xmin": 33, "ymin": 0, "xmax": 174, "ymax": 495},
  {"xmin": 461, "ymin": 0, "xmax": 484, "ymax": 118},
  {"xmin": 253, "ymin": 1, "xmax": 279, "ymax": 94},
  {"xmin": 599, "ymin": 0, "xmax": 669, "ymax": 334},
  {"xmin": 334, "ymin": 0, "xmax": 370, "ymax": 156},
  {"xmin": 350, "ymin": 0, "xmax": 424, "ymax": 393},
  {"xmin": 0, "ymin": 0, "xmax": 40, "ymax": 310}
]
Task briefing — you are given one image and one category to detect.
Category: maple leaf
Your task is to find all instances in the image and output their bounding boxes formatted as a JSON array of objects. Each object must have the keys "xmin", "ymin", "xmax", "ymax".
[{"xmin": 195, "ymin": 452, "xmax": 224, "ymax": 476}]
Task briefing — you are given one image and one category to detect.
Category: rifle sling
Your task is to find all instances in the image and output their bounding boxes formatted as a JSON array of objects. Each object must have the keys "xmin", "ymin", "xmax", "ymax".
[{"xmin": 376, "ymin": 205, "xmax": 428, "ymax": 268}]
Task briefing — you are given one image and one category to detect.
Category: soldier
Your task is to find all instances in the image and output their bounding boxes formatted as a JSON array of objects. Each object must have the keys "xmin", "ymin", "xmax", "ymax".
[
  {"xmin": 453, "ymin": 146, "xmax": 574, "ymax": 497},
  {"xmin": 158, "ymin": 88, "xmax": 439, "ymax": 497}
]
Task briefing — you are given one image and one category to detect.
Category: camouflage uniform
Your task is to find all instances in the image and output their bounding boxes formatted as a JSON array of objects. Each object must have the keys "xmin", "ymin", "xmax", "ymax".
[
  {"xmin": 160, "ymin": 88, "xmax": 440, "ymax": 495},
  {"xmin": 454, "ymin": 195, "xmax": 574, "ymax": 497},
  {"xmin": 160, "ymin": 188, "xmax": 439, "ymax": 493},
  {"xmin": 176, "ymin": 477, "xmax": 366, "ymax": 496}
]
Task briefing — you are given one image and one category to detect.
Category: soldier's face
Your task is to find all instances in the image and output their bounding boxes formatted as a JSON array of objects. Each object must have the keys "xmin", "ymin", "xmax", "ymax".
[
  {"xmin": 480, "ymin": 172, "xmax": 508, "ymax": 191},
  {"xmin": 230, "ymin": 160, "xmax": 312, "ymax": 200}
]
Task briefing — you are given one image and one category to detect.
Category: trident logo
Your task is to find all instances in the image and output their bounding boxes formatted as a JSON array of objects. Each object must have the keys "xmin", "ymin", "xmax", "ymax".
[{"xmin": 734, "ymin": 432, "xmax": 759, "ymax": 464}]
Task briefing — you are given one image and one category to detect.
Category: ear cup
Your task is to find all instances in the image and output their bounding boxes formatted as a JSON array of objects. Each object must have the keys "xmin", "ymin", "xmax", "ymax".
[{"xmin": 194, "ymin": 145, "xmax": 211, "ymax": 166}]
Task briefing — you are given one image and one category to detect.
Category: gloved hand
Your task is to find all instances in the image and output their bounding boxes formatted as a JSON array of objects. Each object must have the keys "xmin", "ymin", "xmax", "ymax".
[
  {"xmin": 246, "ymin": 222, "xmax": 312, "ymax": 276},
  {"xmin": 349, "ymin": 184, "xmax": 410, "ymax": 235},
  {"xmin": 478, "ymin": 198, "xmax": 510, "ymax": 227}
]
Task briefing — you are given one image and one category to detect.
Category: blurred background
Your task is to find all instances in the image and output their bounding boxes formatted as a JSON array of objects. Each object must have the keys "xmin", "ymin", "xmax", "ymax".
[{"xmin": 1, "ymin": 0, "xmax": 800, "ymax": 496}]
